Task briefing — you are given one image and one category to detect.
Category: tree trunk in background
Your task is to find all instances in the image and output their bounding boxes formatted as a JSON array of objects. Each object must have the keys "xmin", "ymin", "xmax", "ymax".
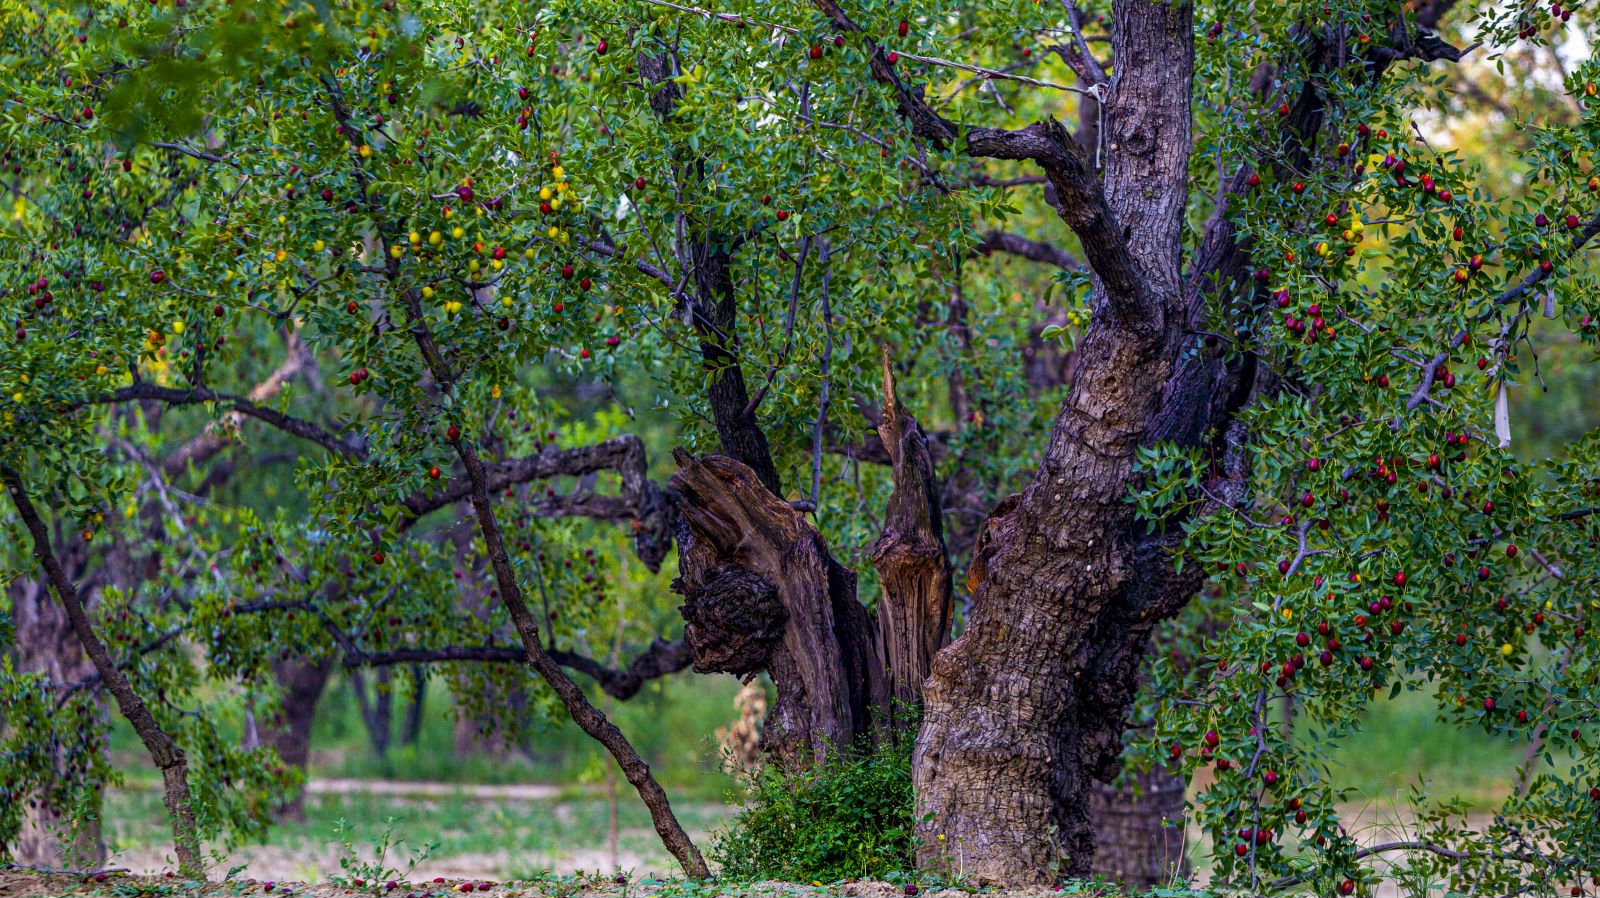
[
  {"xmin": 260, "ymin": 654, "xmax": 334, "ymax": 822},
  {"xmin": 400, "ymin": 665, "xmax": 426, "ymax": 748},
  {"xmin": 350, "ymin": 667, "xmax": 393, "ymax": 760},
  {"xmin": 7, "ymin": 575, "xmax": 107, "ymax": 869},
  {"xmin": 1090, "ymin": 767, "xmax": 1189, "ymax": 888}
]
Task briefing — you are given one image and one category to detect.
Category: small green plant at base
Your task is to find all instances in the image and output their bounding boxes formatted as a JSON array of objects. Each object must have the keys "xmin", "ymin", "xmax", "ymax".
[
  {"xmin": 329, "ymin": 816, "xmax": 438, "ymax": 891},
  {"xmin": 711, "ymin": 737, "xmax": 916, "ymax": 882}
]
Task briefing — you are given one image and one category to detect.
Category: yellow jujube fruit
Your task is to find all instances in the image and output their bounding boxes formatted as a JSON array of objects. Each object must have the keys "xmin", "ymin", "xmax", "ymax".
[
  {"xmin": 389, "ymin": 245, "xmax": 404, "ymax": 258},
  {"xmin": 491, "ymin": 258, "xmax": 503, "ymax": 271},
  {"xmin": 409, "ymin": 231, "xmax": 422, "ymax": 244},
  {"xmin": 451, "ymin": 226, "xmax": 465, "ymax": 239},
  {"xmin": 313, "ymin": 240, "xmax": 326, "ymax": 252},
  {"xmin": 422, "ymin": 286, "xmax": 435, "ymax": 299},
  {"xmin": 1501, "ymin": 643, "xmax": 1515, "ymax": 657},
  {"xmin": 358, "ymin": 145, "xmax": 372, "ymax": 158},
  {"xmin": 429, "ymin": 231, "xmax": 443, "ymax": 246},
  {"xmin": 172, "ymin": 321, "xmax": 184, "ymax": 334},
  {"xmin": 539, "ymin": 186, "xmax": 552, "ymax": 200}
]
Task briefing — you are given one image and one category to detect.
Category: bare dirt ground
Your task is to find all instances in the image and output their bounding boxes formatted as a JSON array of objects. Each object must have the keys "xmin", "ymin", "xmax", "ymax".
[{"xmin": 0, "ymin": 874, "xmax": 1046, "ymax": 898}]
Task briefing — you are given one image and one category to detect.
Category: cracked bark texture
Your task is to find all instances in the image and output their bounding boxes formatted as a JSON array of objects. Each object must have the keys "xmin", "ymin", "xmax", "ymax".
[
  {"xmin": 671, "ymin": 451, "xmax": 888, "ymax": 769},
  {"xmin": 870, "ymin": 351, "xmax": 953, "ymax": 732},
  {"xmin": 911, "ymin": 0, "xmax": 1195, "ymax": 882}
]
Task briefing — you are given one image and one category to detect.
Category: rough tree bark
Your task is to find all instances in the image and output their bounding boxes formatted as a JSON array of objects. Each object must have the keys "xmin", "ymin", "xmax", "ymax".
[
  {"xmin": 869, "ymin": 350, "xmax": 953, "ymax": 732},
  {"xmin": 3, "ymin": 467, "xmax": 205, "ymax": 877},
  {"xmin": 671, "ymin": 452, "xmax": 888, "ymax": 769},
  {"xmin": 900, "ymin": 0, "xmax": 1197, "ymax": 881}
]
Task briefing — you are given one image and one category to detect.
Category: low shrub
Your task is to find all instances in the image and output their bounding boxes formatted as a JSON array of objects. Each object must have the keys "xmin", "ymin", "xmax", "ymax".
[{"xmin": 711, "ymin": 736, "xmax": 916, "ymax": 882}]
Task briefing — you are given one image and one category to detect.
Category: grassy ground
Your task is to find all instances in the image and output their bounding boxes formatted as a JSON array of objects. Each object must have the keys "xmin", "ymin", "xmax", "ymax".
[
  {"xmin": 304, "ymin": 672, "xmax": 744, "ymax": 801},
  {"xmin": 93, "ymin": 665, "xmax": 1536, "ymax": 884},
  {"xmin": 103, "ymin": 788, "xmax": 733, "ymax": 882},
  {"xmin": 1322, "ymin": 687, "xmax": 1528, "ymax": 808}
]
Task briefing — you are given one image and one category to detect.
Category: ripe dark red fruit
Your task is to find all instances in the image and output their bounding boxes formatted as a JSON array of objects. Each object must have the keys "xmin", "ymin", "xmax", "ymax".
[
  {"xmin": 150, "ymin": 270, "xmax": 165, "ymax": 284},
  {"xmin": 886, "ymin": 51, "xmax": 899, "ymax": 64},
  {"xmin": 456, "ymin": 184, "xmax": 474, "ymax": 201},
  {"xmin": 596, "ymin": 39, "xmax": 608, "ymax": 55},
  {"xmin": 898, "ymin": 19, "xmax": 909, "ymax": 37},
  {"xmin": 428, "ymin": 466, "xmax": 441, "ymax": 479},
  {"xmin": 634, "ymin": 177, "xmax": 646, "ymax": 189},
  {"xmin": 371, "ymin": 551, "xmax": 385, "ymax": 565},
  {"xmin": 809, "ymin": 44, "xmax": 822, "ymax": 59},
  {"xmin": 1247, "ymin": 172, "xmax": 1261, "ymax": 187},
  {"xmin": 1204, "ymin": 730, "xmax": 1220, "ymax": 747},
  {"xmin": 1568, "ymin": 214, "xmax": 1581, "ymax": 229},
  {"xmin": 1484, "ymin": 697, "xmax": 1496, "ymax": 711},
  {"xmin": 777, "ymin": 209, "xmax": 790, "ymax": 221}
]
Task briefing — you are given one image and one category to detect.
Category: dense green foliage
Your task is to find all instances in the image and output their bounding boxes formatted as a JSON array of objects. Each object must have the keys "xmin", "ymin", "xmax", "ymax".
[{"xmin": 0, "ymin": 0, "xmax": 1598, "ymax": 891}]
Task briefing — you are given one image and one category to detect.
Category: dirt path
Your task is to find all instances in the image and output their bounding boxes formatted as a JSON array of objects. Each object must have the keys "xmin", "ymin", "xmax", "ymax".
[{"xmin": 303, "ymin": 779, "xmax": 565, "ymax": 801}]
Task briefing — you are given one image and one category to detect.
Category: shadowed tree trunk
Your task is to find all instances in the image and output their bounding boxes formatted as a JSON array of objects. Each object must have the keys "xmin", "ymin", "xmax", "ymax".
[
  {"xmin": 671, "ymin": 451, "xmax": 888, "ymax": 769},
  {"xmin": 7, "ymin": 575, "xmax": 107, "ymax": 869},
  {"xmin": 869, "ymin": 350, "xmax": 953, "ymax": 734},
  {"xmin": 259, "ymin": 654, "xmax": 335, "ymax": 822},
  {"xmin": 4, "ymin": 468, "xmax": 204, "ymax": 876},
  {"xmin": 350, "ymin": 667, "xmax": 394, "ymax": 761},
  {"xmin": 1089, "ymin": 767, "xmax": 1189, "ymax": 888}
]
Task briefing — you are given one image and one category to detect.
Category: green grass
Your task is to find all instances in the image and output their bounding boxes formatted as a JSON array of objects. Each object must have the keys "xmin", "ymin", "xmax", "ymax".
[
  {"xmin": 106, "ymin": 670, "xmax": 743, "ymax": 801},
  {"xmin": 1320, "ymin": 688, "xmax": 1526, "ymax": 808},
  {"xmin": 103, "ymin": 787, "xmax": 733, "ymax": 881},
  {"xmin": 307, "ymin": 671, "xmax": 743, "ymax": 800}
]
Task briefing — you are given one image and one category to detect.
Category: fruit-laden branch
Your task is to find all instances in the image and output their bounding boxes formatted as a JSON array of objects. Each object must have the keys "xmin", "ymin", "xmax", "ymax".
[
  {"xmin": 341, "ymin": 639, "xmax": 694, "ymax": 702},
  {"xmin": 377, "ymin": 236, "xmax": 709, "ymax": 875},
  {"xmin": 77, "ymin": 382, "xmax": 363, "ymax": 461},
  {"xmin": 973, "ymin": 230, "xmax": 1085, "ymax": 270},
  {"xmin": 398, "ymin": 433, "xmax": 675, "ymax": 572},
  {"xmin": 2, "ymin": 466, "xmax": 205, "ymax": 877}
]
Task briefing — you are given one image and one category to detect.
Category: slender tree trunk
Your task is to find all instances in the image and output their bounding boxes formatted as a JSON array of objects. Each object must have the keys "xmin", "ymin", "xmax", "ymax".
[
  {"xmin": 395, "ymin": 287, "xmax": 709, "ymax": 877},
  {"xmin": 350, "ymin": 667, "xmax": 393, "ymax": 761},
  {"xmin": 4, "ymin": 468, "xmax": 204, "ymax": 877},
  {"xmin": 400, "ymin": 664, "xmax": 426, "ymax": 748},
  {"xmin": 259, "ymin": 654, "xmax": 334, "ymax": 822}
]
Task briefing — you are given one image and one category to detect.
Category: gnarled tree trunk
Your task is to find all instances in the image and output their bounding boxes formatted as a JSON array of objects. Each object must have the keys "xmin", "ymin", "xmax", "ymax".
[
  {"xmin": 870, "ymin": 350, "xmax": 953, "ymax": 735},
  {"xmin": 672, "ymin": 452, "xmax": 888, "ymax": 769}
]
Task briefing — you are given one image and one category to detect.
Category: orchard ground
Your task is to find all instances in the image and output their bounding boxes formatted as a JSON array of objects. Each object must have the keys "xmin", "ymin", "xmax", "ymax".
[{"xmin": 32, "ymin": 672, "xmax": 1532, "ymax": 894}]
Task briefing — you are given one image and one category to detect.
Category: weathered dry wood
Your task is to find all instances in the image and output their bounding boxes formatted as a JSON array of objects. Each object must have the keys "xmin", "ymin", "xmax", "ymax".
[
  {"xmin": 671, "ymin": 451, "xmax": 887, "ymax": 769},
  {"xmin": 869, "ymin": 349, "xmax": 953, "ymax": 728}
]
